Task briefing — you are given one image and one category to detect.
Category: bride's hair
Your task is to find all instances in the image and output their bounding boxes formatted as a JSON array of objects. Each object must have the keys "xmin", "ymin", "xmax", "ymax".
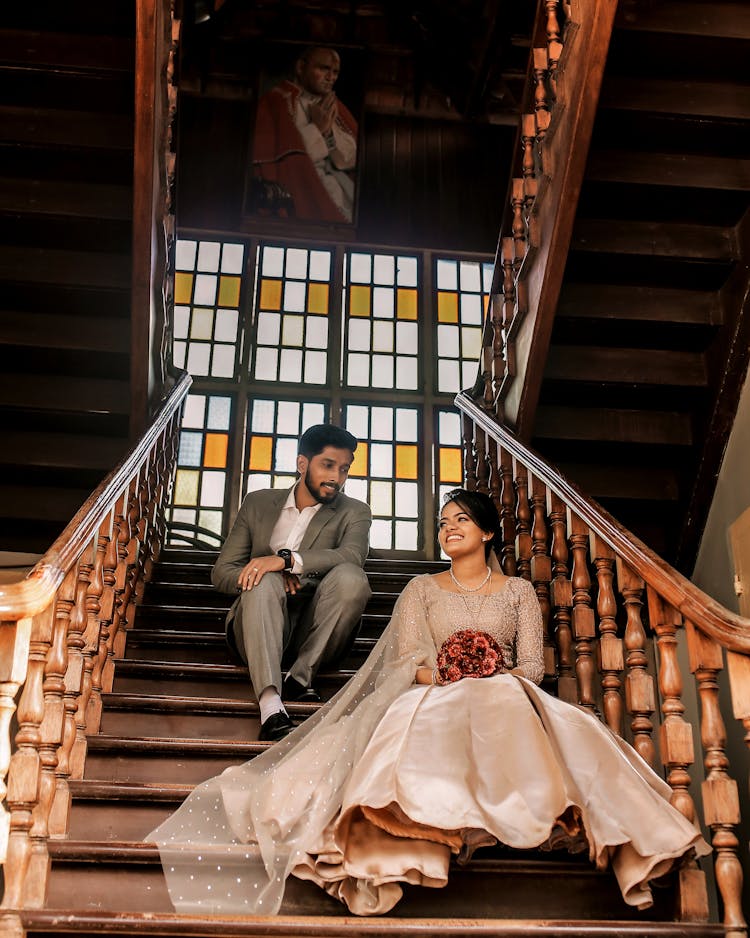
[{"xmin": 441, "ymin": 488, "xmax": 502, "ymax": 559}]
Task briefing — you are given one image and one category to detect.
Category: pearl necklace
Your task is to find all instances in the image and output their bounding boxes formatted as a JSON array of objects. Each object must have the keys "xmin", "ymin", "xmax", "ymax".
[{"xmin": 449, "ymin": 565, "xmax": 492, "ymax": 593}]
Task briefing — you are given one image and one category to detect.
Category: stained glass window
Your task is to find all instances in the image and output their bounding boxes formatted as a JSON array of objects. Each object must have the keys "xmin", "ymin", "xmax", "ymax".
[
  {"xmin": 435, "ymin": 408, "xmax": 464, "ymax": 505},
  {"xmin": 343, "ymin": 251, "xmax": 420, "ymax": 390},
  {"xmin": 173, "ymin": 239, "xmax": 244, "ymax": 379},
  {"xmin": 168, "ymin": 392, "xmax": 232, "ymax": 545},
  {"xmin": 245, "ymin": 398, "xmax": 328, "ymax": 493},
  {"xmin": 253, "ymin": 245, "xmax": 332, "ymax": 385},
  {"xmin": 344, "ymin": 403, "xmax": 420, "ymax": 550},
  {"xmin": 435, "ymin": 258, "xmax": 493, "ymax": 393}
]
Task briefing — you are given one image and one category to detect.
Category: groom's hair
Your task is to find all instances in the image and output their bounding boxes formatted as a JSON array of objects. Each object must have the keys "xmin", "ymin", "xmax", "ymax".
[
  {"xmin": 299, "ymin": 423, "xmax": 358, "ymax": 459},
  {"xmin": 442, "ymin": 488, "xmax": 502, "ymax": 558}
]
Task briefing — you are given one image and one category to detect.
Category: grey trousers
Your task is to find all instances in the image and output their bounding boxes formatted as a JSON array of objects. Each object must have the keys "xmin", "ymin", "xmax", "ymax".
[{"xmin": 231, "ymin": 562, "xmax": 371, "ymax": 696}]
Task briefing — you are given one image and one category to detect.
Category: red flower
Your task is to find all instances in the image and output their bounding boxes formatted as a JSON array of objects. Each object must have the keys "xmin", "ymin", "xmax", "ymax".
[{"xmin": 436, "ymin": 629, "xmax": 505, "ymax": 685}]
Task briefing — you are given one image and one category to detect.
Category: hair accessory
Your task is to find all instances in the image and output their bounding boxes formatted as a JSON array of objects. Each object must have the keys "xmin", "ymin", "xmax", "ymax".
[{"xmin": 449, "ymin": 565, "xmax": 492, "ymax": 593}]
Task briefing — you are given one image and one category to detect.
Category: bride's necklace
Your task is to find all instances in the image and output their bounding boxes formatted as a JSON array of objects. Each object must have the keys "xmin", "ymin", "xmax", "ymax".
[{"xmin": 449, "ymin": 565, "xmax": 492, "ymax": 593}]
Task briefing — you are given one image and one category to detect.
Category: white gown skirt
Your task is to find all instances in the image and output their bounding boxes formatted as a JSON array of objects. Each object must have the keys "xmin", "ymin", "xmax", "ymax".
[{"xmin": 293, "ymin": 674, "xmax": 710, "ymax": 915}]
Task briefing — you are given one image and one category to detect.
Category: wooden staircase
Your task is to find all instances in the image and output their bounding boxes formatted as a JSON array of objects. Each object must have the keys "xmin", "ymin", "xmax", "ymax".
[
  {"xmin": 15, "ymin": 549, "xmax": 724, "ymax": 936},
  {"xmin": 0, "ymin": 1, "xmax": 135, "ymax": 553}
]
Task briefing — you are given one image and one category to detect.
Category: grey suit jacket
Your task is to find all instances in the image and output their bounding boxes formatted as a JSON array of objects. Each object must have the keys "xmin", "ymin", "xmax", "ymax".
[{"xmin": 212, "ymin": 486, "xmax": 372, "ymax": 630}]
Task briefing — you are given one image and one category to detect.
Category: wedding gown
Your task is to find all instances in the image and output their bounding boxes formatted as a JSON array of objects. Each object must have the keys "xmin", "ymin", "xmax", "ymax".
[{"xmin": 149, "ymin": 574, "xmax": 711, "ymax": 916}]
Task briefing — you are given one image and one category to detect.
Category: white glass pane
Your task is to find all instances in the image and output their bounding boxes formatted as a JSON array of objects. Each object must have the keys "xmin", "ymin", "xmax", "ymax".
[
  {"xmin": 436, "ymin": 258, "xmax": 457, "ymax": 290},
  {"xmin": 171, "ymin": 507, "xmax": 195, "ymax": 525},
  {"xmin": 174, "ymin": 306, "xmax": 190, "ymax": 339},
  {"xmin": 197, "ymin": 241, "xmax": 220, "ymax": 272},
  {"xmin": 286, "ymin": 248, "xmax": 308, "ymax": 279},
  {"xmin": 257, "ymin": 311, "xmax": 280, "ymax": 346},
  {"xmin": 347, "ymin": 353, "xmax": 370, "ymax": 386},
  {"xmin": 396, "ymin": 320, "xmax": 418, "ymax": 354},
  {"xmin": 372, "ymin": 320, "xmax": 394, "ymax": 353},
  {"xmin": 439, "ymin": 410, "xmax": 461, "ymax": 445},
  {"xmin": 459, "ymin": 260, "xmax": 481, "ymax": 292},
  {"xmin": 194, "ymin": 273, "xmax": 217, "ymax": 306},
  {"xmin": 175, "ymin": 239, "xmax": 196, "ymax": 270},
  {"xmin": 173, "ymin": 340, "xmax": 186, "ymax": 369},
  {"xmin": 346, "ymin": 405, "xmax": 369, "ymax": 440},
  {"xmin": 309, "ymin": 250, "xmax": 331, "ymax": 281},
  {"xmin": 396, "ymin": 408, "xmax": 418, "ymax": 442},
  {"xmin": 372, "ymin": 286, "xmax": 394, "ymax": 319},
  {"xmin": 439, "ymin": 359, "xmax": 461, "ymax": 393},
  {"xmin": 462, "ymin": 324, "xmax": 483, "ymax": 360},
  {"xmin": 221, "ymin": 242, "xmax": 244, "ymax": 274},
  {"xmin": 190, "ymin": 307, "xmax": 213, "ymax": 340},
  {"xmin": 306, "ymin": 316, "xmax": 328, "ymax": 349},
  {"xmin": 262, "ymin": 246, "xmax": 284, "ymax": 277},
  {"xmin": 207, "ymin": 396, "xmax": 231, "ymax": 431},
  {"xmin": 348, "ymin": 319, "xmax": 371, "ymax": 352},
  {"xmin": 302, "ymin": 402, "xmax": 326, "ymax": 428},
  {"xmin": 396, "ymin": 357, "xmax": 418, "ymax": 390},
  {"xmin": 251, "ymin": 399, "xmax": 275, "ymax": 433},
  {"xmin": 278, "ymin": 400, "xmax": 300, "ymax": 430},
  {"xmin": 395, "ymin": 520, "xmax": 419, "ymax": 550},
  {"xmin": 438, "ymin": 324, "xmax": 459, "ymax": 357},
  {"xmin": 371, "ymin": 406, "xmax": 393, "ymax": 440},
  {"xmin": 343, "ymin": 478, "xmax": 367, "ymax": 502},
  {"xmin": 182, "ymin": 394, "xmax": 205, "ymax": 428},
  {"xmin": 214, "ymin": 308, "xmax": 238, "ymax": 342},
  {"xmin": 370, "ymin": 480, "xmax": 392, "ymax": 515},
  {"xmin": 304, "ymin": 351, "xmax": 327, "ymax": 384},
  {"xmin": 373, "ymin": 254, "xmax": 395, "ymax": 285},
  {"xmin": 247, "ymin": 473, "xmax": 271, "ymax": 493},
  {"xmin": 201, "ymin": 470, "xmax": 225, "ymax": 507},
  {"xmin": 211, "ymin": 344, "xmax": 235, "ymax": 378},
  {"xmin": 462, "ymin": 360, "xmax": 479, "ymax": 389},
  {"xmin": 460, "ymin": 293, "xmax": 483, "ymax": 325},
  {"xmin": 280, "ymin": 348, "xmax": 303, "ymax": 383},
  {"xmin": 371, "ymin": 442, "xmax": 393, "ymax": 477},
  {"xmin": 371, "ymin": 354, "xmax": 394, "ymax": 388},
  {"xmin": 274, "ymin": 474, "xmax": 296, "ymax": 489},
  {"xmin": 275, "ymin": 437, "xmax": 298, "ymax": 472},
  {"xmin": 255, "ymin": 346, "xmax": 279, "ymax": 381},
  {"xmin": 350, "ymin": 252, "xmax": 372, "ymax": 283},
  {"xmin": 198, "ymin": 509, "xmax": 223, "ymax": 535},
  {"xmin": 187, "ymin": 343, "xmax": 211, "ymax": 376},
  {"xmin": 283, "ymin": 281, "xmax": 306, "ymax": 313},
  {"xmin": 370, "ymin": 518, "xmax": 392, "ymax": 549},
  {"xmin": 395, "ymin": 481, "xmax": 419, "ymax": 517},
  {"xmin": 282, "ymin": 314, "xmax": 305, "ymax": 346},
  {"xmin": 397, "ymin": 255, "xmax": 418, "ymax": 286}
]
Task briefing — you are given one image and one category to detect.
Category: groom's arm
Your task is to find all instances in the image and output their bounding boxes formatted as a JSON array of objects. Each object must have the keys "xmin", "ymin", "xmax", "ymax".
[{"xmin": 212, "ymin": 501, "xmax": 256, "ymax": 594}]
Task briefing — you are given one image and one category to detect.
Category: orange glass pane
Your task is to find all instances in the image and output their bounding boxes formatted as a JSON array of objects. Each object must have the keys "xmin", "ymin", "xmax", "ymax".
[
  {"xmin": 439, "ymin": 447, "xmax": 463, "ymax": 484},
  {"xmin": 483, "ymin": 293, "xmax": 491, "ymax": 315},
  {"xmin": 348, "ymin": 442, "xmax": 368, "ymax": 477},
  {"xmin": 395, "ymin": 444, "xmax": 418, "ymax": 479},
  {"xmin": 174, "ymin": 272, "xmax": 193, "ymax": 305},
  {"xmin": 218, "ymin": 275, "xmax": 241, "ymax": 308},
  {"xmin": 249, "ymin": 435, "xmax": 273, "ymax": 471},
  {"xmin": 437, "ymin": 291, "xmax": 459, "ymax": 323},
  {"xmin": 259, "ymin": 279, "xmax": 282, "ymax": 311},
  {"xmin": 307, "ymin": 282, "xmax": 329, "ymax": 315},
  {"xmin": 397, "ymin": 288, "xmax": 418, "ymax": 320},
  {"xmin": 349, "ymin": 285, "xmax": 371, "ymax": 317},
  {"xmin": 204, "ymin": 432, "xmax": 228, "ymax": 468}
]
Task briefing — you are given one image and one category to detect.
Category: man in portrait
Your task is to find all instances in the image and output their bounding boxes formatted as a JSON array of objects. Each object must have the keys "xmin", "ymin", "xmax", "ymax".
[{"xmin": 251, "ymin": 46, "xmax": 358, "ymax": 223}]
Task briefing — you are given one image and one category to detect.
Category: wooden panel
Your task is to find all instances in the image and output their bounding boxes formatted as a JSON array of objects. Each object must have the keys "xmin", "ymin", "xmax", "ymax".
[
  {"xmin": 0, "ymin": 177, "xmax": 132, "ymax": 221},
  {"xmin": 556, "ymin": 284, "xmax": 722, "ymax": 326},
  {"xmin": 0, "ymin": 105, "xmax": 134, "ymax": 150},
  {"xmin": 534, "ymin": 406, "xmax": 693, "ymax": 446},
  {"xmin": 585, "ymin": 150, "xmax": 750, "ymax": 192},
  {"xmin": 617, "ymin": 1, "xmax": 750, "ymax": 40},
  {"xmin": 544, "ymin": 345, "xmax": 706, "ymax": 386},
  {"xmin": 0, "ymin": 246, "xmax": 130, "ymax": 289},
  {"xmin": 570, "ymin": 219, "xmax": 735, "ymax": 261},
  {"xmin": 601, "ymin": 76, "xmax": 750, "ymax": 121}
]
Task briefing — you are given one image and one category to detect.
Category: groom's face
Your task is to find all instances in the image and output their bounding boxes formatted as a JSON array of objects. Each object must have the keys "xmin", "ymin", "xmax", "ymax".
[{"xmin": 298, "ymin": 445, "xmax": 353, "ymax": 504}]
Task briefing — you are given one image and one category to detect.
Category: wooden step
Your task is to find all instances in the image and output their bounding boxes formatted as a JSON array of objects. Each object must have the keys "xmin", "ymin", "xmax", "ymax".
[
  {"xmin": 0, "ymin": 29, "xmax": 134, "ymax": 72},
  {"xmin": 0, "ymin": 484, "xmax": 91, "ymax": 522},
  {"xmin": 616, "ymin": 0, "xmax": 750, "ymax": 41},
  {"xmin": 0, "ymin": 176, "xmax": 132, "ymax": 220},
  {"xmin": 0, "ymin": 104, "xmax": 133, "ymax": 150},
  {"xmin": 0, "ymin": 245, "xmax": 130, "ymax": 289},
  {"xmin": 600, "ymin": 75, "xmax": 750, "ymax": 122},
  {"xmin": 0, "ymin": 373, "xmax": 129, "ymax": 415},
  {"xmin": 570, "ymin": 219, "xmax": 735, "ymax": 262},
  {"xmin": 0, "ymin": 310, "xmax": 129, "ymax": 354},
  {"xmin": 555, "ymin": 463, "xmax": 680, "ymax": 502},
  {"xmin": 2, "ymin": 64, "xmax": 134, "ymax": 114},
  {"xmin": 556, "ymin": 284, "xmax": 722, "ymax": 326},
  {"xmin": 585, "ymin": 150, "xmax": 750, "ymax": 192},
  {"xmin": 543, "ymin": 346, "xmax": 706, "ymax": 387},
  {"xmin": 533, "ymin": 406, "xmax": 693, "ymax": 446},
  {"xmin": 0, "ymin": 430, "xmax": 128, "ymax": 472}
]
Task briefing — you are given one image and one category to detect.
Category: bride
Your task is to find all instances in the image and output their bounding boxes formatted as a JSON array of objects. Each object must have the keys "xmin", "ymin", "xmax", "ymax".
[{"xmin": 149, "ymin": 488, "xmax": 710, "ymax": 916}]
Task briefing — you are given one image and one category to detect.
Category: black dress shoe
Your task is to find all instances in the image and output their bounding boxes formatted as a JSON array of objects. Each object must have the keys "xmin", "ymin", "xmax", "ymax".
[
  {"xmin": 259, "ymin": 711, "xmax": 293, "ymax": 742},
  {"xmin": 282, "ymin": 675, "xmax": 321, "ymax": 703}
]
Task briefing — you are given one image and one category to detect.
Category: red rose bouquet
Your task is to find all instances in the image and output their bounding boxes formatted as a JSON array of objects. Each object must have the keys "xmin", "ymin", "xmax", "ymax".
[{"xmin": 436, "ymin": 629, "xmax": 505, "ymax": 684}]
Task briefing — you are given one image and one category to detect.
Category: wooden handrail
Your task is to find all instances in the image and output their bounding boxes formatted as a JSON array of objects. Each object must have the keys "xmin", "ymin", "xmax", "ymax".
[{"xmin": 458, "ymin": 391, "xmax": 750, "ymax": 654}]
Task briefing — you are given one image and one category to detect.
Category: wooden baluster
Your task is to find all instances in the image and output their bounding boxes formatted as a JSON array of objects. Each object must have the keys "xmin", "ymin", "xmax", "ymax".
[
  {"xmin": 487, "ymin": 437, "xmax": 502, "ymax": 529},
  {"xmin": 592, "ymin": 535, "xmax": 623, "ymax": 734},
  {"xmin": 521, "ymin": 113, "xmax": 537, "ymax": 181},
  {"xmin": 500, "ymin": 237, "xmax": 516, "ymax": 397},
  {"xmin": 569, "ymin": 513, "xmax": 596, "ymax": 711},
  {"xmin": 548, "ymin": 491, "xmax": 575, "ymax": 702},
  {"xmin": 481, "ymin": 317, "xmax": 494, "ymax": 414},
  {"xmin": 529, "ymin": 474, "xmax": 555, "ymax": 677},
  {"xmin": 123, "ymin": 474, "xmax": 142, "ymax": 639},
  {"xmin": 152, "ymin": 431, "xmax": 172, "ymax": 561},
  {"xmin": 85, "ymin": 517, "xmax": 111, "ymax": 737},
  {"xmin": 533, "ymin": 47, "xmax": 550, "ymax": 115},
  {"xmin": 513, "ymin": 459, "xmax": 532, "ymax": 581},
  {"xmin": 490, "ymin": 293, "xmax": 505, "ymax": 420},
  {"xmin": 498, "ymin": 446, "xmax": 517, "ymax": 577},
  {"xmin": 462, "ymin": 413, "xmax": 477, "ymax": 493},
  {"xmin": 616, "ymin": 558, "xmax": 655, "ymax": 767},
  {"xmin": 511, "ymin": 178, "xmax": 526, "ymax": 256},
  {"xmin": 475, "ymin": 428, "xmax": 490, "ymax": 496},
  {"xmin": 545, "ymin": 0, "xmax": 562, "ymax": 99},
  {"xmin": 71, "ymin": 536, "xmax": 104, "ymax": 778},
  {"xmin": 686, "ymin": 622, "xmax": 745, "ymax": 934},
  {"xmin": 111, "ymin": 489, "xmax": 133, "ymax": 662}
]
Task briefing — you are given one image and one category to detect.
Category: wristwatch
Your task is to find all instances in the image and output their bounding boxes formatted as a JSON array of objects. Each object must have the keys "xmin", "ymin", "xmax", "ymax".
[{"xmin": 277, "ymin": 548, "xmax": 293, "ymax": 570}]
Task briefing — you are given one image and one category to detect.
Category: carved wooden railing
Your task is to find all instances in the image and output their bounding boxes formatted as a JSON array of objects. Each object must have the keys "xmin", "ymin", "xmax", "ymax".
[
  {"xmin": 0, "ymin": 371, "xmax": 190, "ymax": 912},
  {"xmin": 482, "ymin": 0, "xmax": 618, "ymax": 438},
  {"xmin": 457, "ymin": 390, "xmax": 748, "ymax": 937}
]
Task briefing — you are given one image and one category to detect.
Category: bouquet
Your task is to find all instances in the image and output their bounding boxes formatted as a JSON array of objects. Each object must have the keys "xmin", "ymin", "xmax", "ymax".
[{"xmin": 436, "ymin": 629, "xmax": 505, "ymax": 684}]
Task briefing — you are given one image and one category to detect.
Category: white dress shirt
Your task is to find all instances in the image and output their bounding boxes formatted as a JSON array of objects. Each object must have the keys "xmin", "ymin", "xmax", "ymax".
[{"xmin": 268, "ymin": 485, "xmax": 323, "ymax": 574}]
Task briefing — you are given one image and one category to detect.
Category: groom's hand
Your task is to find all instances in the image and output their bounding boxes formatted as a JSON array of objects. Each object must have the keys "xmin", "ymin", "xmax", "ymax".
[{"xmin": 237, "ymin": 555, "xmax": 285, "ymax": 591}]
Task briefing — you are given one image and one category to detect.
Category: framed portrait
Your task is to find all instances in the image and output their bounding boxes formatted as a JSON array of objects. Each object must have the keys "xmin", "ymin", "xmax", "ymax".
[{"xmin": 242, "ymin": 42, "xmax": 364, "ymax": 231}]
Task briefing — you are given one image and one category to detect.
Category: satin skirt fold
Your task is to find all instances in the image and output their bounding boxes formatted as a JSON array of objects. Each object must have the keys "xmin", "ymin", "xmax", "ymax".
[{"xmin": 293, "ymin": 674, "xmax": 710, "ymax": 916}]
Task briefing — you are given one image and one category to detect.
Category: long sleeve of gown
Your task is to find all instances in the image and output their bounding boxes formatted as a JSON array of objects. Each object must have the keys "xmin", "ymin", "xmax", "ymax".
[{"xmin": 512, "ymin": 578, "xmax": 545, "ymax": 684}]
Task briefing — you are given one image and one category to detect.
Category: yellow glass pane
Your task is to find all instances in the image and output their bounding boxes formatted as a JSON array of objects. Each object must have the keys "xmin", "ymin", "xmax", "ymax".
[
  {"xmin": 174, "ymin": 272, "xmax": 193, "ymax": 305},
  {"xmin": 174, "ymin": 468, "xmax": 199, "ymax": 505},
  {"xmin": 440, "ymin": 448, "xmax": 463, "ymax": 484},
  {"xmin": 204, "ymin": 432, "xmax": 228, "ymax": 468},
  {"xmin": 218, "ymin": 275, "xmax": 241, "ymax": 307},
  {"xmin": 395, "ymin": 444, "xmax": 418, "ymax": 479},
  {"xmin": 349, "ymin": 285, "xmax": 371, "ymax": 317},
  {"xmin": 307, "ymin": 282, "xmax": 329, "ymax": 315},
  {"xmin": 437, "ymin": 291, "xmax": 459, "ymax": 323},
  {"xmin": 249, "ymin": 435, "xmax": 273, "ymax": 472},
  {"xmin": 349, "ymin": 442, "xmax": 368, "ymax": 477},
  {"xmin": 397, "ymin": 288, "xmax": 418, "ymax": 320},
  {"xmin": 259, "ymin": 279, "xmax": 282, "ymax": 311}
]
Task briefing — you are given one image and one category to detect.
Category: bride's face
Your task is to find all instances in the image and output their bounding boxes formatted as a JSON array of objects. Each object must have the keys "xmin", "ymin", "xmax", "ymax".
[{"xmin": 438, "ymin": 501, "xmax": 491, "ymax": 560}]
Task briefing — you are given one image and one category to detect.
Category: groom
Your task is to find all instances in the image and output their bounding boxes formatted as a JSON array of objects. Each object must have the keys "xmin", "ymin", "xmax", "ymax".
[{"xmin": 212, "ymin": 424, "xmax": 372, "ymax": 742}]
